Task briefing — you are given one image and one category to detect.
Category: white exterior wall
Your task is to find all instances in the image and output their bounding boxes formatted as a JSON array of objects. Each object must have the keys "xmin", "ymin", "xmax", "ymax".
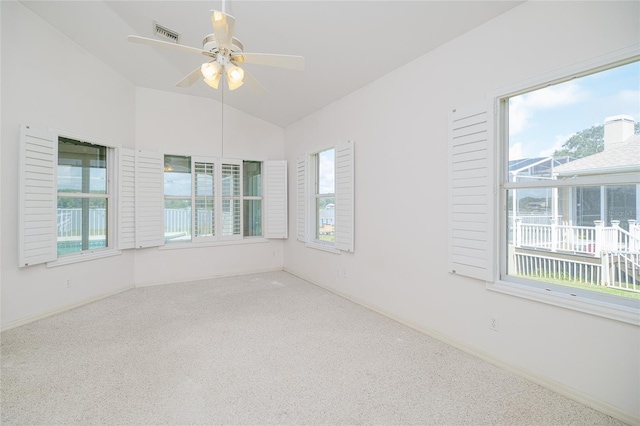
[{"xmin": 283, "ymin": 1, "xmax": 640, "ymax": 421}]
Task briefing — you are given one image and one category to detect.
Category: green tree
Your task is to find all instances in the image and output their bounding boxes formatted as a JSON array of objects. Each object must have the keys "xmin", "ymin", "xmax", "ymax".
[{"xmin": 553, "ymin": 122, "xmax": 640, "ymax": 159}]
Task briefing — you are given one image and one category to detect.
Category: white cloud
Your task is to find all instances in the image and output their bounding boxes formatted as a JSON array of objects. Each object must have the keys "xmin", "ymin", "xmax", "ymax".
[
  {"xmin": 509, "ymin": 81, "xmax": 587, "ymax": 136},
  {"xmin": 538, "ymin": 132, "xmax": 575, "ymax": 157},
  {"xmin": 509, "ymin": 142, "xmax": 525, "ymax": 161}
]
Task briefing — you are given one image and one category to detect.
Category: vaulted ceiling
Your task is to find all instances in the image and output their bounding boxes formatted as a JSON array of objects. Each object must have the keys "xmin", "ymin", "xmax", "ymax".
[{"xmin": 20, "ymin": 1, "xmax": 522, "ymax": 127}]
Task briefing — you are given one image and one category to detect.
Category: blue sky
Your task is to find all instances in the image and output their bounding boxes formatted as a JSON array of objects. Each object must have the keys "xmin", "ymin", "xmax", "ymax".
[{"xmin": 509, "ymin": 60, "xmax": 640, "ymax": 160}]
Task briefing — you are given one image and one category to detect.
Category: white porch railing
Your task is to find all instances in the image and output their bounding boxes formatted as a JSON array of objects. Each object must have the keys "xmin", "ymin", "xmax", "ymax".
[{"xmin": 513, "ymin": 219, "xmax": 640, "ymax": 292}]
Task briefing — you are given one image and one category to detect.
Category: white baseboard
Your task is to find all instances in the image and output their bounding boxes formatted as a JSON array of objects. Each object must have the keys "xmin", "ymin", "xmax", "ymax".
[
  {"xmin": 283, "ymin": 268, "xmax": 639, "ymax": 426},
  {"xmin": 1, "ymin": 285, "xmax": 134, "ymax": 333},
  {"xmin": 134, "ymin": 267, "xmax": 285, "ymax": 288}
]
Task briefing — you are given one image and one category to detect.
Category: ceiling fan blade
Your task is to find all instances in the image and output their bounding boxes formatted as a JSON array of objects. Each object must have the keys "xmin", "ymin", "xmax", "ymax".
[
  {"xmin": 210, "ymin": 10, "xmax": 236, "ymax": 51},
  {"xmin": 175, "ymin": 65, "xmax": 204, "ymax": 88},
  {"xmin": 240, "ymin": 68, "xmax": 266, "ymax": 94},
  {"xmin": 128, "ymin": 35, "xmax": 212, "ymax": 57},
  {"xmin": 231, "ymin": 53, "xmax": 305, "ymax": 71}
]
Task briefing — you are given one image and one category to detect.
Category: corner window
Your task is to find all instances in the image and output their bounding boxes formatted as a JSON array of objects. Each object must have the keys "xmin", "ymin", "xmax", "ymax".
[
  {"xmin": 57, "ymin": 138, "xmax": 111, "ymax": 255},
  {"xmin": 163, "ymin": 156, "xmax": 267, "ymax": 244},
  {"xmin": 501, "ymin": 59, "xmax": 639, "ymax": 302},
  {"xmin": 314, "ymin": 148, "xmax": 335, "ymax": 244}
]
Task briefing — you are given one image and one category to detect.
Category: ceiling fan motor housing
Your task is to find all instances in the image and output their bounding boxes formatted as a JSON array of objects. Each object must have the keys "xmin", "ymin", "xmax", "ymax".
[{"xmin": 202, "ymin": 34, "xmax": 244, "ymax": 55}]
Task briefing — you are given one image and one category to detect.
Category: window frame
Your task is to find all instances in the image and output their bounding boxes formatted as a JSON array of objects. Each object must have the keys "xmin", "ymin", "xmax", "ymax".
[
  {"xmin": 45, "ymin": 132, "xmax": 121, "ymax": 267},
  {"xmin": 160, "ymin": 155, "xmax": 272, "ymax": 249},
  {"xmin": 311, "ymin": 147, "xmax": 336, "ymax": 247},
  {"xmin": 242, "ymin": 160, "xmax": 263, "ymax": 238},
  {"xmin": 487, "ymin": 48, "xmax": 640, "ymax": 324},
  {"xmin": 56, "ymin": 137, "xmax": 113, "ymax": 257}
]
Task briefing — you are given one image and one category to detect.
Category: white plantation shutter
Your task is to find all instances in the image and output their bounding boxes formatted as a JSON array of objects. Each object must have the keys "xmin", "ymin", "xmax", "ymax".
[
  {"xmin": 193, "ymin": 161, "xmax": 215, "ymax": 241},
  {"xmin": 118, "ymin": 148, "xmax": 136, "ymax": 249},
  {"xmin": 264, "ymin": 160, "xmax": 288, "ymax": 239},
  {"xmin": 221, "ymin": 162, "xmax": 241, "ymax": 238},
  {"xmin": 335, "ymin": 141, "xmax": 354, "ymax": 252},
  {"xmin": 296, "ymin": 156, "xmax": 307, "ymax": 242},
  {"xmin": 135, "ymin": 150, "xmax": 164, "ymax": 248},
  {"xmin": 19, "ymin": 125, "xmax": 58, "ymax": 267},
  {"xmin": 448, "ymin": 101, "xmax": 494, "ymax": 281}
]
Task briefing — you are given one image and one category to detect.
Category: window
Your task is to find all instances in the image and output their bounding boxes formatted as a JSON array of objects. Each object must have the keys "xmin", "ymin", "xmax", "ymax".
[
  {"xmin": 243, "ymin": 161, "xmax": 262, "ymax": 237},
  {"xmin": 498, "ymin": 59, "xmax": 640, "ymax": 307},
  {"xmin": 449, "ymin": 54, "xmax": 639, "ymax": 323},
  {"xmin": 164, "ymin": 155, "xmax": 192, "ymax": 243},
  {"xmin": 162, "ymin": 157, "xmax": 285, "ymax": 244},
  {"xmin": 297, "ymin": 141, "xmax": 354, "ymax": 252},
  {"xmin": 221, "ymin": 162, "xmax": 241, "ymax": 238},
  {"xmin": 314, "ymin": 148, "xmax": 336, "ymax": 244},
  {"xmin": 57, "ymin": 138, "xmax": 112, "ymax": 255},
  {"xmin": 19, "ymin": 126, "xmax": 126, "ymax": 267}
]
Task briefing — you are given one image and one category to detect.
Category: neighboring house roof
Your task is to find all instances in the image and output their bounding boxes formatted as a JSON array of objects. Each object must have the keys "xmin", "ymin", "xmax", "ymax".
[{"xmin": 553, "ymin": 134, "xmax": 640, "ymax": 176}]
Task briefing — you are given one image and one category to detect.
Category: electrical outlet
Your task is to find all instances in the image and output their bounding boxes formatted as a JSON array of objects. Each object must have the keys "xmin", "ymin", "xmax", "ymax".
[
  {"xmin": 65, "ymin": 279, "xmax": 71, "ymax": 288},
  {"xmin": 341, "ymin": 268, "xmax": 347, "ymax": 279},
  {"xmin": 489, "ymin": 316, "xmax": 499, "ymax": 331}
]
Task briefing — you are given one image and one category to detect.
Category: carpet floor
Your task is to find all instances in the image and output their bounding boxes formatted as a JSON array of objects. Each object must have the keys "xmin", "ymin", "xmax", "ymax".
[{"xmin": 1, "ymin": 271, "xmax": 625, "ymax": 425}]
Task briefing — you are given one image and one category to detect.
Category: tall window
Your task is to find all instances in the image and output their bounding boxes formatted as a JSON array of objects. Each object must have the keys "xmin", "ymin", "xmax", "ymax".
[
  {"xmin": 164, "ymin": 155, "xmax": 192, "ymax": 243},
  {"xmin": 314, "ymin": 148, "xmax": 335, "ymax": 243},
  {"xmin": 57, "ymin": 138, "xmax": 110, "ymax": 255},
  {"xmin": 221, "ymin": 162, "xmax": 241, "ymax": 237},
  {"xmin": 501, "ymin": 59, "xmax": 640, "ymax": 300},
  {"xmin": 243, "ymin": 161, "xmax": 262, "ymax": 237}
]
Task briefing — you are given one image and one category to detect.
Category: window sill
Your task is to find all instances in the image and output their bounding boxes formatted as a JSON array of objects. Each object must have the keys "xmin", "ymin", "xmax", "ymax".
[
  {"xmin": 47, "ymin": 249, "xmax": 122, "ymax": 268},
  {"xmin": 305, "ymin": 241, "xmax": 340, "ymax": 254},
  {"xmin": 159, "ymin": 237, "xmax": 270, "ymax": 250},
  {"xmin": 487, "ymin": 279, "xmax": 640, "ymax": 326}
]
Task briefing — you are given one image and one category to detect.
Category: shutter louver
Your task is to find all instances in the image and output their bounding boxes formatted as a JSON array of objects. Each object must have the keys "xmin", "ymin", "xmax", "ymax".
[
  {"xmin": 19, "ymin": 125, "xmax": 58, "ymax": 267},
  {"xmin": 194, "ymin": 161, "xmax": 215, "ymax": 240},
  {"xmin": 296, "ymin": 157, "xmax": 307, "ymax": 242},
  {"xmin": 135, "ymin": 150, "xmax": 164, "ymax": 248},
  {"xmin": 335, "ymin": 141, "xmax": 354, "ymax": 252},
  {"xmin": 118, "ymin": 148, "xmax": 136, "ymax": 249},
  {"xmin": 448, "ymin": 101, "xmax": 494, "ymax": 281},
  {"xmin": 264, "ymin": 160, "xmax": 288, "ymax": 239},
  {"xmin": 221, "ymin": 163, "xmax": 241, "ymax": 237}
]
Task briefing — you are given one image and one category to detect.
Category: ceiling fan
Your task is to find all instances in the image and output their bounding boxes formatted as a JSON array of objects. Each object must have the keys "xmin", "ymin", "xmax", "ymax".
[{"xmin": 128, "ymin": 9, "xmax": 305, "ymax": 92}]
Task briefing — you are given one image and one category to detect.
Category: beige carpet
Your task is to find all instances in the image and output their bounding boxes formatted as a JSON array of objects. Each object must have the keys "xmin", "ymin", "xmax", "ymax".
[{"xmin": 1, "ymin": 271, "xmax": 624, "ymax": 425}]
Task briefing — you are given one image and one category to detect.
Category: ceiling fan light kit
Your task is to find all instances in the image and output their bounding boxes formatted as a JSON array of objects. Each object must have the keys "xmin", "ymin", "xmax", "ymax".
[{"xmin": 128, "ymin": 9, "xmax": 304, "ymax": 93}]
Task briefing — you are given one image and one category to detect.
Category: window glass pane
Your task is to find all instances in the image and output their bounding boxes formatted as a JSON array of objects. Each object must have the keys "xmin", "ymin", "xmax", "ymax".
[
  {"xmin": 57, "ymin": 138, "xmax": 106, "ymax": 194},
  {"xmin": 57, "ymin": 197, "xmax": 107, "ymax": 254},
  {"xmin": 606, "ymin": 185, "xmax": 636, "ymax": 231},
  {"xmin": 504, "ymin": 59, "xmax": 640, "ymax": 300},
  {"xmin": 164, "ymin": 155, "xmax": 191, "ymax": 197},
  {"xmin": 243, "ymin": 200, "xmax": 262, "ymax": 237},
  {"xmin": 507, "ymin": 61, "xmax": 639, "ymax": 178},
  {"xmin": 222, "ymin": 164, "xmax": 240, "ymax": 197},
  {"xmin": 194, "ymin": 162, "xmax": 215, "ymax": 238},
  {"xmin": 316, "ymin": 196, "xmax": 335, "ymax": 242},
  {"xmin": 317, "ymin": 149, "xmax": 335, "ymax": 194},
  {"xmin": 222, "ymin": 199, "xmax": 241, "ymax": 235},
  {"xmin": 164, "ymin": 199, "xmax": 191, "ymax": 243},
  {"xmin": 243, "ymin": 161, "xmax": 262, "ymax": 196}
]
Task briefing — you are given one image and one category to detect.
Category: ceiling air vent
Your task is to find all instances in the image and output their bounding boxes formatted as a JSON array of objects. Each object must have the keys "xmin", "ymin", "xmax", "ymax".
[{"xmin": 153, "ymin": 22, "xmax": 180, "ymax": 44}]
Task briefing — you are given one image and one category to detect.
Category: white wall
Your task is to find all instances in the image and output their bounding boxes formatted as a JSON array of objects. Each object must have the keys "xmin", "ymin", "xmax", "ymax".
[
  {"xmin": 133, "ymin": 87, "xmax": 285, "ymax": 286},
  {"xmin": 1, "ymin": 2, "xmax": 287, "ymax": 326},
  {"xmin": 283, "ymin": 1, "xmax": 640, "ymax": 421},
  {"xmin": 0, "ymin": 1, "xmax": 137, "ymax": 328}
]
